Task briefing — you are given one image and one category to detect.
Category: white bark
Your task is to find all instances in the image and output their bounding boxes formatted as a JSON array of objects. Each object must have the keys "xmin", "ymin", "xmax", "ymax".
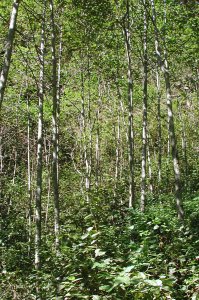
[
  {"xmin": 123, "ymin": 0, "xmax": 135, "ymax": 208},
  {"xmin": 150, "ymin": 0, "xmax": 184, "ymax": 219},
  {"xmin": 50, "ymin": 0, "xmax": 59, "ymax": 252},
  {"xmin": 156, "ymin": 67, "xmax": 162, "ymax": 182},
  {"xmin": 35, "ymin": 0, "xmax": 46, "ymax": 272},
  {"xmin": 0, "ymin": 0, "xmax": 20, "ymax": 110},
  {"xmin": 141, "ymin": 0, "xmax": 148, "ymax": 212},
  {"xmin": 95, "ymin": 78, "xmax": 101, "ymax": 187}
]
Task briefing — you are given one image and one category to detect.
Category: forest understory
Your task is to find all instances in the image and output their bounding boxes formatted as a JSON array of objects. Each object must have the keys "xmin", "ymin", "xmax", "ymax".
[{"xmin": 0, "ymin": 0, "xmax": 199, "ymax": 299}]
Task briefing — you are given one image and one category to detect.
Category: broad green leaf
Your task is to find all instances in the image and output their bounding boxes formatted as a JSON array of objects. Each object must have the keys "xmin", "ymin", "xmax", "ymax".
[
  {"xmin": 95, "ymin": 248, "xmax": 106, "ymax": 257},
  {"xmin": 145, "ymin": 279, "xmax": 162, "ymax": 287}
]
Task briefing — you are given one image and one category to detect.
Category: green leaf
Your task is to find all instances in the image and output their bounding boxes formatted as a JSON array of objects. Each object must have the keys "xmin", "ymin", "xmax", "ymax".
[
  {"xmin": 114, "ymin": 274, "xmax": 131, "ymax": 286},
  {"xmin": 145, "ymin": 279, "xmax": 162, "ymax": 287},
  {"xmin": 99, "ymin": 285, "xmax": 112, "ymax": 292},
  {"xmin": 95, "ymin": 248, "xmax": 106, "ymax": 257},
  {"xmin": 81, "ymin": 232, "xmax": 89, "ymax": 240},
  {"xmin": 153, "ymin": 224, "xmax": 160, "ymax": 230}
]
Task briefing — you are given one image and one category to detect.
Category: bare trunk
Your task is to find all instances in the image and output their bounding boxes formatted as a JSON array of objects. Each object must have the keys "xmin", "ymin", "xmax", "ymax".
[
  {"xmin": 177, "ymin": 99, "xmax": 188, "ymax": 187},
  {"xmin": 44, "ymin": 136, "xmax": 51, "ymax": 229},
  {"xmin": 114, "ymin": 92, "xmax": 121, "ymax": 195},
  {"xmin": 141, "ymin": 0, "xmax": 148, "ymax": 212},
  {"xmin": 147, "ymin": 137, "xmax": 153, "ymax": 193},
  {"xmin": 95, "ymin": 78, "xmax": 101, "ymax": 187},
  {"xmin": 35, "ymin": 0, "xmax": 46, "ymax": 273},
  {"xmin": 123, "ymin": 0, "xmax": 135, "ymax": 208},
  {"xmin": 80, "ymin": 64, "xmax": 90, "ymax": 202},
  {"xmin": 87, "ymin": 50, "xmax": 92, "ymax": 200},
  {"xmin": 150, "ymin": 0, "xmax": 184, "ymax": 220},
  {"xmin": 50, "ymin": 0, "xmax": 59, "ymax": 252},
  {"xmin": 0, "ymin": 0, "xmax": 20, "ymax": 110},
  {"xmin": 26, "ymin": 81, "xmax": 32, "ymax": 256},
  {"xmin": 156, "ymin": 67, "xmax": 162, "ymax": 183}
]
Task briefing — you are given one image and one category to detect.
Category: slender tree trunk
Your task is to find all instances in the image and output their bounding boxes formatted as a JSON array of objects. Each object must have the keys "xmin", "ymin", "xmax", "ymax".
[
  {"xmin": 87, "ymin": 49, "xmax": 92, "ymax": 200},
  {"xmin": 147, "ymin": 136, "xmax": 153, "ymax": 193},
  {"xmin": 115, "ymin": 76, "xmax": 128, "ymax": 180},
  {"xmin": 35, "ymin": 0, "xmax": 46, "ymax": 274},
  {"xmin": 156, "ymin": 66, "xmax": 162, "ymax": 183},
  {"xmin": 141, "ymin": 0, "xmax": 148, "ymax": 212},
  {"xmin": 150, "ymin": 0, "xmax": 184, "ymax": 220},
  {"xmin": 123, "ymin": 0, "xmax": 135, "ymax": 208},
  {"xmin": 177, "ymin": 99, "xmax": 188, "ymax": 187},
  {"xmin": 114, "ymin": 88, "xmax": 121, "ymax": 196},
  {"xmin": 27, "ymin": 93, "xmax": 32, "ymax": 256},
  {"xmin": 0, "ymin": 128, "xmax": 3, "ymax": 174},
  {"xmin": 80, "ymin": 63, "xmax": 90, "ymax": 202},
  {"xmin": 95, "ymin": 78, "xmax": 101, "ymax": 188},
  {"xmin": 163, "ymin": 0, "xmax": 184, "ymax": 219},
  {"xmin": 56, "ymin": 18, "xmax": 63, "ymax": 183},
  {"xmin": 0, "ymin": 0, "xmax": 20, "ymax": 110},
  {"xmin": 45, "ymin": 139, "xmax": 51, "ymax": 229},
  {"xmin": 50, "ymin": 0, "xmax": 59, "ymax": 252}
]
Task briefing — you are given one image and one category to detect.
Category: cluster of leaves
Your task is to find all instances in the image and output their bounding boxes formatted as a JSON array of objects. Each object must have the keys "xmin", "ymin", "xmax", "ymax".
[{"xmin": 1, "ymin": 191, "xmax": 199, "ymax": 299}]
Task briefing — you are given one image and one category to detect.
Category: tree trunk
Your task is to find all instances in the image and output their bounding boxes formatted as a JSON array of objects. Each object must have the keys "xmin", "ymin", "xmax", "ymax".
[
  {"xmin": 27, "ymin": 91, "xmax": 32, "ymax": 257},
  {"xmin": 87, "ymin": 49, "xmax": 92, "ymax": 201},
  {"xmin": 95, "ymin": 77, "xmax": 101, "ymax": 188},
  {"xmin": 150, "ymin": 0, "xmax": 184, "ymax": 220},
  {"xmin": 35, "ymin": 0, "xmax": 46, "ymax": 274},
  {"xmin": 80, "ymin": 61, "xmax": 90, "ymax": 202},
  {"xmin": 156, "ymin": 66, "xmax": 162, "ymax": 183},
  {"xmin": 0, "ymin": 0, "xmax": 20, "ymax": 110},
  {"xmin": 141, "ymin": 0, "xmax": 148, "ymax": 212},
  {"xmin": 123, "ymin": 0, "xmax": 135, "ymax": 208},
  {"xmin": 50, "ymin": 0, "xmax": 60, "ymax": 252},
  {"xmin": 147, "ymin": 136, "xmax": 153, "ymax": 194}
]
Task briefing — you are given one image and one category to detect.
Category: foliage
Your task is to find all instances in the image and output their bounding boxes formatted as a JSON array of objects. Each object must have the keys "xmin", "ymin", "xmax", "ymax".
[{"xmin": 0, "ymin": 0, "xmax": 199, "ymax": 299}]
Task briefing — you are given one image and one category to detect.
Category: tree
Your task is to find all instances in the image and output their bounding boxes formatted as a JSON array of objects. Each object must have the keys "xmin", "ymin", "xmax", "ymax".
[
  {"xmin": 0, "ymin": 0, "xmax": 20, "ymax": 110},
  {"xmin": 35, "ymin": 0, "xmax": 46, "ymax": 273},
  {"xmin": 50, "ymin": 0, "xmax": 60, "ymax": 253},
  {"xmin": 150, "ymin": 0, "xmax": 184, "ymax": 220},
  {"xmin": 140, "ymin": 0, "xmax": 148, "ymax": 212},
  {"xmin": 123, "ymin": 0, "xmax": 135, "ymax": 208}
]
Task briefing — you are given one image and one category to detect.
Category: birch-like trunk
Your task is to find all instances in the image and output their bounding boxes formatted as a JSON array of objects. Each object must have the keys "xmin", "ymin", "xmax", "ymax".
[
  {"xmin": 87, "ymin": 50, "xmax": 92, "ymax": 200},
  {"xmin": 123, "ymin": 0, "xmax": 135, "ymax": 208},
  {"xmin": 50, "ymin": 0, "xmax": 59, "ymax": 252},
  {"xmin": 150, "ymin": 0, "xmax": 184, "ymax": 220},
  {"xmin": 0, "ymin": 0, "xmax": 20, "ymax": 110},
  {"xmin": 80, "ymin": 65, "xmax": 90, "ymax": 202},
  {"xmin": 114, "ymin": 88, "xmax": 121, "ymax": 195},
  {"xmin": 27, "ymin": 92, "xmax": 32, "ymax": 256},
  {"xmin": 44, "ymin": 135, "xmax": 51, "ymax": 229},
  {"xmin": 35, "ymin": 0, "xmax": 46, "ymax": 273},
  {"xmin": 141, "ymin": 0, "xmax": 148, "ymax": 212},
  {"xmin": 147, "ymin": 137, "xmax": 153, "ymax": 193},
  {"xmin": 95, "ymin": 78, "xmax": 101, "ymax": 188},
  {"xmin": 156, "ymin": 66, "xmax": 162, "ymax": 182},
  {"xmin": 177, "ymin": 99, "xmax": 188, "ymax": 186}
]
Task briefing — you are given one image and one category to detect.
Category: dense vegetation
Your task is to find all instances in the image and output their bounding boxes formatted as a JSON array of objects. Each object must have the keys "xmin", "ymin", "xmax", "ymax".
[{"xmin": 0, "ymin": 0, "xmax": 199, "ymax": 299}]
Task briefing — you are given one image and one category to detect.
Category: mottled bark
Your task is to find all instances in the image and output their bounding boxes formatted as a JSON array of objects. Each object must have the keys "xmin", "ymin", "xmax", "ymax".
[
  {"xmin": 123, "ymin": 0, "xmax": 135, "ymax": 208},
  {"xmin": 50, "ymin": 0, "xmax": 59, "ymax": 252},
  {"xmin": 141, "ymin": 0, "xmax": 148, "ymax": 212},
  {"xmin": 150, "ymin": 0, "xmax": 184, "ymax": 219},
  {"xmin": 35, "ymin": 0, "xmax": 46, "ymax": 272},
  {"xmin": 0, "ymin": 0, "xmax": 20, "ymax": 110}
]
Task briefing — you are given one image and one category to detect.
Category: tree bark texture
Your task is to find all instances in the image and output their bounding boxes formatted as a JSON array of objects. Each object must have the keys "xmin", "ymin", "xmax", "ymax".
[
  {"xmin": 0, "ymin": 0, "xmax": 20, "ymax": 110},
  {"xmin": 50, "ymin": 0, "xmax": 60, "ymax": 252},
  {"xmin": 123, "ymin": 0, "xmax": 135, "ymax": 208},
  {"xmin": 35, "ymin": 0, "xmax": 46, "ymax": 272}
]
